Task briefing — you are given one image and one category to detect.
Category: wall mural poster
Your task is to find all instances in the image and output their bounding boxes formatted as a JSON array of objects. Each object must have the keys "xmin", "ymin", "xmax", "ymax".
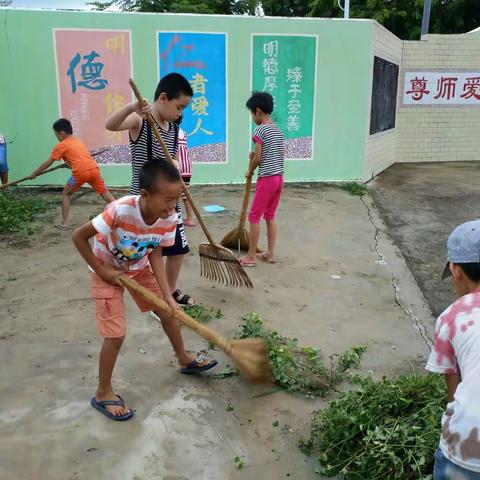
[
  {"xmin": 252, "ymin": 35, "xmax": 317, "ymax": 160},
  {"xmin": 158, "ymin": 32, "xmax": 227, "ymax": 163},
  {"xmin": 53, "ymin": 29, "xmax": 133, "ymax": 164},
  {"xmin": 403, "ymin": 71, "xmax": 480, "ymax": 105}
]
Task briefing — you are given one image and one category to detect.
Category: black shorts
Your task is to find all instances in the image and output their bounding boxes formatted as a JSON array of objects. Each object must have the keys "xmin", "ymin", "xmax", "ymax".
[
  {"xmin": 182, "ymin": 175, "xmax": 191, "ymax": 185},
  {"xmin": 163, "ymin": 205, "xmax": 189, "ymax": 257}
]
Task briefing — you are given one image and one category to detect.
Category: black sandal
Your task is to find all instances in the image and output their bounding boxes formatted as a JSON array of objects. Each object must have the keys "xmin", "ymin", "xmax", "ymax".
[{"xmin": 172, "ymin": 289, "xmax": 196, "ymax": 307}]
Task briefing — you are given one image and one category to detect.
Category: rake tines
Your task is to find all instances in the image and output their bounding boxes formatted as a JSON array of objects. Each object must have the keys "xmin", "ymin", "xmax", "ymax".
[{"xmin": 199, "ymin": 243, "xmax": 253, "ymax": 288}]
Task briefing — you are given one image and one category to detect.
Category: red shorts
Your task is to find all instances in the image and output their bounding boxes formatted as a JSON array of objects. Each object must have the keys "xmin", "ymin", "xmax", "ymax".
[
  {"xmin": 66, "ymin": 167, "xmax": 107, "ymax": 194},
  {"xmin": 248, "ymin": 174, "xmax": 283, "ymax": 224},
  {"xmin": 91, "ymin": 267, "xmax": 162, "ymax": 338}
]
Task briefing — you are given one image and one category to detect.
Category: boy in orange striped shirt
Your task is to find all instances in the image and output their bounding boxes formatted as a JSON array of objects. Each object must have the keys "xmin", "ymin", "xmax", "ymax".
[{"xmin": 73, "ymin": 158, "xmax": 217, "ymax": 421}]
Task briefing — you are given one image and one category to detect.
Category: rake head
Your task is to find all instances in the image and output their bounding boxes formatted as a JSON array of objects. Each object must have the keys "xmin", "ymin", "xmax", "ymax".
[{"xmin": 199, "ymin": 242, "xmax": 253, "ymax": 288}]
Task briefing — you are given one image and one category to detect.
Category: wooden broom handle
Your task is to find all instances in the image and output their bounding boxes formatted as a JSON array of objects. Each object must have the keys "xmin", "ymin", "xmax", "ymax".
[
  {"xmin": 119, "ymin": 274, "xmax": 232, "ymax": 353},
  {"xmin": 238, "ymin": 159, "xmax": 254, "ymax": 230},
  {"xmin": 129, "ymin": 79, "xmax": 217, "ymax": 246},
  {"xmin": 0, "ymin": 163, "xmax": 68, "ymax": 190}
]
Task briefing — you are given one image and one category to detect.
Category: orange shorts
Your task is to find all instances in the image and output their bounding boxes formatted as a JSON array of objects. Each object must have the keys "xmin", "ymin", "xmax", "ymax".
[
  {"xmin": 91, "ymin": 267, "xmax": 162, "ymax": 338},
  {"xmin": 66, "ymin": 167, "xmax": 107, "ymax": 194}
]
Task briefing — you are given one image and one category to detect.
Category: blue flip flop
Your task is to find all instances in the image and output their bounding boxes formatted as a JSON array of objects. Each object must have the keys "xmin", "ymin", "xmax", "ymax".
[
  {"xmin": 90, "ymin": 395, "xmax": 134, "ymax": 421},
  {"xmin": 181, "ymin": 351, "xmax": 218, "ymax": 374}
]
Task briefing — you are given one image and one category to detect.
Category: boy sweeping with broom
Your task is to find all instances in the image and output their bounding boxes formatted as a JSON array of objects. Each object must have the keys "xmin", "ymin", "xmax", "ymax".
[
  {"xmin": 105, "ymin": 73, "xmax": 197, "ymax": 308},
  {"xmin": 29, "ymin": 118, "xmax": 115, "ymax": 229},
  {"xmin": 73, "ymin": 158, "xmax": 217, "ymax": 421},
  {"xmin": 240, "ymin": 92, "xmax": 285, "ymax": 267}
]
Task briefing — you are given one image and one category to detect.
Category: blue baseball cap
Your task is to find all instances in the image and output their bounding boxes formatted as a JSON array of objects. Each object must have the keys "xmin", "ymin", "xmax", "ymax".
[{"xmin": 442, "ymin": 220, "xmax": 480, "ymax": 279}]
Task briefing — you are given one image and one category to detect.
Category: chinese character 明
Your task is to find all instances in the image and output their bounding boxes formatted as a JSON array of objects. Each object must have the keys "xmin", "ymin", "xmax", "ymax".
[
  {"xmin": 406, "ymin": 76, "xmax": 430, "ymax": 101},
  {"xmin": 191, "ymin": 96, "xmax": 209, "ymax": 116},
  {"xmin": 105, "ymin": 34, "xmax": 125, "ymax": 55},
  {"xmin": 287, "ymin": 114, "xmax": 301, "ymax": 132},
  {"xmin": 287, "ymin": 67, "xmax": 302, "ymax": 84},
  {"xmin": 287, "ymin": 99, "xmax": 301, "ymax": 115},
  {"xmin": 189, "ymin": 118, "xmax": 213, "ymax": 137},
  {"xmin": 434, "ymin": 77, "xmax": 458, "ymax": 100},
  {"xmin": 190, "ymin": 73, "xmax": 208, "ymax": 95},
  {"xmin": 105, "ymin": 93, "xmax": 126, "ymax": 115},
  {"xmin": 264, "ymin": 76, "xmax": 277, "ymax": 92},
  {"xmin": 288, "ymin": 83, "xmax": 302, "ymax": 99},
  {"xmin": 461, "ymin": 77, "xmax": 480, "ymax": 100},
  {"xmin": 263, "ymin": 57, "xmax": 278, "ymax": 76},
  {"xmin": 263, "ymin": 40, "xmax": 278, "ymax": 58},
  {"xmin": 67, "ymin": 50, "xmax": 108, "ymax": 94}
]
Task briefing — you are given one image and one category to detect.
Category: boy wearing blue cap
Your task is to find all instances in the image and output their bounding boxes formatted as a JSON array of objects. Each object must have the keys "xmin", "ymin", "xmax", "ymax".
[{"xmin": 427, "ymin": 220, "xmax": 480, "ymax": 479}]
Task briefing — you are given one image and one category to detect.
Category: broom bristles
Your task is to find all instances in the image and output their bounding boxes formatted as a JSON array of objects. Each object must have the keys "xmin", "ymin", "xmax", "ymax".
[
  {"xmin": 228, "ymin": 338, "xmax": 273, "ymax": 384},
  {"xmin": 220, "ymin": 227, "xmax": 250, "ymax": 251},
  {"xmin": 199, "ymin": 243, "xmax": 253, "ymax": 288}
]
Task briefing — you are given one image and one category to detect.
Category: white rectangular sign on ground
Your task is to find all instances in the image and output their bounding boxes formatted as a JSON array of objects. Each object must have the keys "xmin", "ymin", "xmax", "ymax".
[{"xmin": 403, "ymin": 71, "xmax": 480, "ymax": 105}]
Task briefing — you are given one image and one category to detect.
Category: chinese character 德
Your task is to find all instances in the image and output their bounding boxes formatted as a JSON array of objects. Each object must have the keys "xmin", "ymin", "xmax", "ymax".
[
  {"xmin": 67, "ymin": 50, "xmax": 108, "ymax": 94},
  {"xmin": 105, "ymin": 93, "xmax": 126, "ymax": 115},
  {"xmin": 190, "ymin": 73, "xmax": 208, "ymax": 95},
  {"xmin": 461, "ymin": 77, "xmax": 480, "ymax": 100},
  {"xmin": 105, "ymin": 34, "xmax": 125, "ymax": 55},
  {"xmin": 191, "ymin": 96, "xmax": 209, "ymax": 116},
  {"xmin": 434, "ymin": 77, "xmax": 458, "ymax": 101},
  {"xmin": 288, "ymin": 83, "xmax": 302, "ymax": 99},
  {"xmin": 263, "ymin": 57, "xmax": 278, "ymax": 76},
  {"xmin": 406, "ymin": 76, "xmax": 430, "ymax": 101},
  {"xmin": 287, "ymin": 67, "xmax": 302, "ymax": 84},
  {"xmin": 287, "ymin": 114, "xmax": 301, "ymax": 132},
  {"xmin": 263, "ymin": 40, "xmax": 278, "ymax": 58}
]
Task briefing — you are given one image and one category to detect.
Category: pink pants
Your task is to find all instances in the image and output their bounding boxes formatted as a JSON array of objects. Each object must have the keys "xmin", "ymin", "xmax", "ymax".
[{"xmin": 249, "ymin": 174, "xmax": 283, "ymax": 224}]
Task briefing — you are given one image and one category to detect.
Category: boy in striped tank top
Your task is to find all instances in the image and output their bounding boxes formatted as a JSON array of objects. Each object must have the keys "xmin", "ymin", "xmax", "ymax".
[
  {"xmin": 73, "ymin": 159, "xmax": 217, "ymax": 421},
  {"xmin": 175, "ymin": 116, "xmax": 196, "ymax": 227},
  {"xmin": 105, "ymin": 73, "xmax": 197, "ymax": 307},
  {"xmin": 240, "ymin": 92, "xmax": 285, "ymax": 268}
]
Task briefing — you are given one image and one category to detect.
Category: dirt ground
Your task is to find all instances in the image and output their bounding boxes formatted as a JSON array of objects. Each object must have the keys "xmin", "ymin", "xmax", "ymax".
[
  {"xmin": 370, "ymin": 161, "xmax": 480, "ymax": 318},
  {"xmin": 0, "ymin": 184, "xmax": 434, "ymax": 480}
]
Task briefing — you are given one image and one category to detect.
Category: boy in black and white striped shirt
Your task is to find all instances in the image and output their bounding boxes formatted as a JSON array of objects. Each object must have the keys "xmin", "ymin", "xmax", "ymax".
[
  {"xmin": 240, "ymin": 92, "xmax": 285, "ymax": 267},
  {"xmin": 105, "ymin": 73, "xmax": 198, "ymax": 309}
]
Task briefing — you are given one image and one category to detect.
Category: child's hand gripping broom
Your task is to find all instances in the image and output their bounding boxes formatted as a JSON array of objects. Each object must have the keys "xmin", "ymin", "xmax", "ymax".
[
  {"xmin": 129, "ymin": 79, "xmax": 253, "ymax": 289},
  {"xmin": 220, "ymin": 159, "xmax": 254, "ymax": 251},
  {"xmin": 0, "ymin": 162, "xmax": 68, "ymax": 190},
  {"xmin": 119, "ymin": 274, "xmax": 271, "ymax": 383}
]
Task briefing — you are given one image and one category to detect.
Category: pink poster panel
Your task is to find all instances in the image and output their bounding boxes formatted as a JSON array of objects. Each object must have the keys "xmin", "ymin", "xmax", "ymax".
[{"xmin": 54, "ymin": 29, "xmax": 132, "ymax": 164}]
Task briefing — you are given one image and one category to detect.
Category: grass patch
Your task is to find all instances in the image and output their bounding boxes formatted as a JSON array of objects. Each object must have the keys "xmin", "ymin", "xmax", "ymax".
[
  {"xmin": 340, "ymin": 182, "xmax": 368, "ymax": 196},
  {"xmin": 0, "ymin": 191, "xmax": 56, "ymax": 236},
  {"xmin": 184, "ymin": 304, "xmax": 223, "ymax": 324},
  {"xmin": 299, "ymin": 373, "xmax": 446, "ymax": 479},
  {"xmin": 235, "ymin": 312, "xmax": 366, "ymax": 397}
]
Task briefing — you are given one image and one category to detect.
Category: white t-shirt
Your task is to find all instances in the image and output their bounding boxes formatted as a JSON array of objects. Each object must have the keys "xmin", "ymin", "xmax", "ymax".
[
  {"xmin": 91, "ymin": 195, "xmax": 177, "ymax": 271},
  {"xmin": 426, "ymin": 288, "xmax": 480, "ymax": 472}
]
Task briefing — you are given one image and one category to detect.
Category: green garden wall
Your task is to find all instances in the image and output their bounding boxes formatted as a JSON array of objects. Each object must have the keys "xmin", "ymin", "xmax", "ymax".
[{"xmin": 0, "ymin": 9, "xmax": 373, "ymax": 186}]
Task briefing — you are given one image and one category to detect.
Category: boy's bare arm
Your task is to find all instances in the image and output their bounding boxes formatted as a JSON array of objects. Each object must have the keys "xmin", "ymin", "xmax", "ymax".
[
  {"xmin": 247, "ymin": 143, "xmax": 262, "ymax": 176},
  {"xmin": 29, "ymin": 157, "xmax": 55, "ymax": 179},
  {"xmin": 72, "ymin": 222, "xmax": 121, "ymax": 286},
  {"xmin": 445, "ymin": 372, "xmax": 461, "ymax": 402},
  {"xmin": 105, "ymin": 101, "xmax": 145, "ymax": 136},
  {"xmin": 149, "ymin": 247, "xmax": 179, "ymax": 313}
]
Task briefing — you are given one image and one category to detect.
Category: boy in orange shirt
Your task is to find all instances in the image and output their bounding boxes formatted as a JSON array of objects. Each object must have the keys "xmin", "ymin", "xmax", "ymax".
[{"xmin": 29, "ymin": 118, "xmax": 115, "ymax": 229}]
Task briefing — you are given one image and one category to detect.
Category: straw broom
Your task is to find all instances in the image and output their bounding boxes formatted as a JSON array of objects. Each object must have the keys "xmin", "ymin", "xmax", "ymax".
[
  {"xmin": 129, "ymin": 79, "xmax": 253, "ymax": 289},
  {"xmin": 0, "ymin": 163, "xmax": 68, "ymax": 190},
  {"xmin": 119, "ymin": 275, "xmax": 271, "ymax": 383},
  {"xmin": 220, "ymin": 158, "xmax": 254, "ymax": 251}
]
